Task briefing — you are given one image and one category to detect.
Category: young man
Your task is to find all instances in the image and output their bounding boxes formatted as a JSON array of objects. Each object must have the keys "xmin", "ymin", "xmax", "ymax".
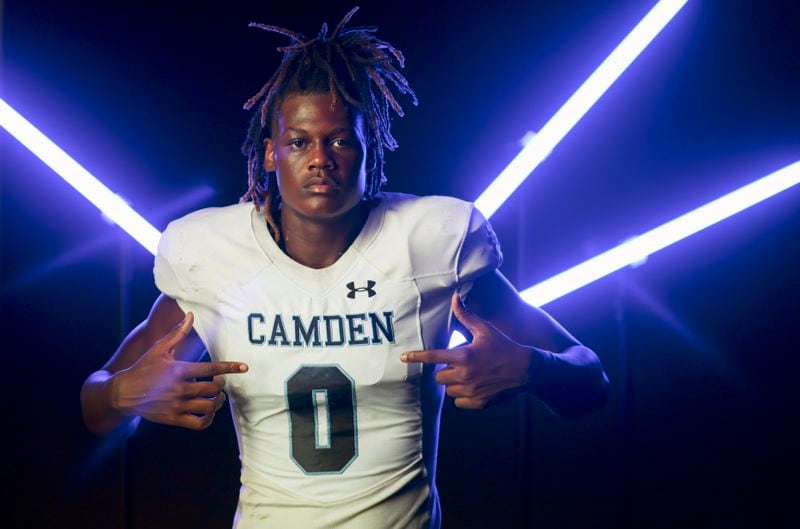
[{"xmin": 81, "ymin": 8, "xmax": 608, "ymax": 528}]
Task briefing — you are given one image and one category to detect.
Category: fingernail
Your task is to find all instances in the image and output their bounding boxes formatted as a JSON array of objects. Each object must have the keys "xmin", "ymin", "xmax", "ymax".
[
  {"xmin": 400, "ymin": 353, "xmax": 409, "ymax": 362},
  {"xmin": 239, "ymin": 364, "xmax": 249, "ymax": 372}
]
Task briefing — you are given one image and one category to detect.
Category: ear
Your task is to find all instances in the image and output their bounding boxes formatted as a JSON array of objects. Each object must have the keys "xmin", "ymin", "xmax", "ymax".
[{"xmin": 263, "ymin": 138, "xmax": 276, "ymax": 172}]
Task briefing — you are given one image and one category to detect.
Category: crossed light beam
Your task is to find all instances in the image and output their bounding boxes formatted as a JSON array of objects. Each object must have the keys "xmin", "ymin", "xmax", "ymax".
[
  {"xmin": 0, "ymin": 1, "xmax": 687, "ymax": 264},
  {"xmin": 1, "ymin": 0, "xmax": 798, "ymax": 326}
]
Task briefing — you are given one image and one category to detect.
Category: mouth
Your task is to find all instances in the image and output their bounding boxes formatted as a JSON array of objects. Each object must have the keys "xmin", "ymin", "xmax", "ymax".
[{"xmin": 304, "ymin": 176, "xmax": 340, "ymax": 194}]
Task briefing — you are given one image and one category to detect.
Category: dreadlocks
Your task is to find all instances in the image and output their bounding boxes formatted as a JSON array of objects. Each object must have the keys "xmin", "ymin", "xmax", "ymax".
[{"xmin": 240, "ymin": 6, "xmax": 417, "ymax": 243}]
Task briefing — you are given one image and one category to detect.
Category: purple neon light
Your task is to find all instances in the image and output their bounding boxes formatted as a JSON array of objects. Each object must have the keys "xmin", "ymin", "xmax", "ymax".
[
  {"xmin": 0, "ymin": 98, "xmax": 161, "ymax": 254},
  {"xmin": 2, "ymin": 6, "xmax": 795, "ymax": 355},
  {"xmin": 475, "ymin": 0, "xmax": 688, "ymax": 219},
  {"xmin": 522, "ymin": 161, "xmax": 800, "ymax": 306},
  {"xmin": 450, "ymin": 160, "xmax": 800, "ymax": 347}
]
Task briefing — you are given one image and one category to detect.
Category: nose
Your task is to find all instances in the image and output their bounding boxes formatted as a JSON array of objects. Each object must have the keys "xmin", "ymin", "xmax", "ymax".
[{"xmin": 308, "ymin": 142, "xmax": 335, "ymax": 171}]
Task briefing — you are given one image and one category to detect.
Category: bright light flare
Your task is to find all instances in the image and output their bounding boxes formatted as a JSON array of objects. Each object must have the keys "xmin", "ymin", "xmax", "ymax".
[
  {"xmin": 522, "ymin": 161, "xmax": 800, "ymax": 306},
  {"xmin": 449, "ymin": 161, "xmax": 800, "ymax": 348},
  {"xmin": 0, "ymin": 98, "xmax": 161, "ymax": 254},
  {"xmin": 475, "ymin": 0, "xmax": 688, "ymax": 219}
]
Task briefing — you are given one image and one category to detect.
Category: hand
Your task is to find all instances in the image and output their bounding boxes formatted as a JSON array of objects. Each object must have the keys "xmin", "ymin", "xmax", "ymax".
[
  {"xmin": 401, "ymin": 292, "xmax": 532, "ymax": 409},
  {"xmin": 112, "ymin": 313, "xmax": 249, "ymax": 430}
]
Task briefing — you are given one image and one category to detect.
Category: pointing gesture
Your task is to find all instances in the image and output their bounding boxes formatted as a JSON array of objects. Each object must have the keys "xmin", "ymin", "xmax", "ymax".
[
  {"xmin": 112, "ymin": 313, "xmax": 249, "ymax": 430},
  {"xmin": 401, "ymin": 293, "xmax": 533, "ymax": 409}
]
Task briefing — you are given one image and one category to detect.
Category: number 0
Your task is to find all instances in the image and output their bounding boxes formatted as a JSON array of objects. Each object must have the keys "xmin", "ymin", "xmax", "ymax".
[{"xmin": 286, "ymin": 365, "xmax": 358, "ymax": 474}]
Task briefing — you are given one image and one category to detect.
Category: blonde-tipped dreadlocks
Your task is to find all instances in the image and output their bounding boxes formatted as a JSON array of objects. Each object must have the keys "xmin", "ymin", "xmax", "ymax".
[{"xmin": 240, "ymin": 6, "xmax": 417, "ymax": 243}]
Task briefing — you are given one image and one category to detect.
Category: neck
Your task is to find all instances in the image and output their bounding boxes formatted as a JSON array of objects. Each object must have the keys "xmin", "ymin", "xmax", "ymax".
[{"xmin": 279, "ymin": 203, "xmax": 369, "ymax": 269}]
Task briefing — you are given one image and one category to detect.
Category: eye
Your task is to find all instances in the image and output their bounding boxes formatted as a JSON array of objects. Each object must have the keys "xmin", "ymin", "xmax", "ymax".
[
  {"xmin": 332, "ymin": 138, "xmax": 353, "ymax": 148},
  {"xmin": 288, "ymin": 138, "xmax": 308, "ymax": 149}
]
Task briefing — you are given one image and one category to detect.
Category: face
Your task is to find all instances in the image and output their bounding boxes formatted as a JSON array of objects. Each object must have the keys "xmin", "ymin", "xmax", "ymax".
[{"xmin": 264, "ymin": 93, "xmax": 367, "ymax": 223}]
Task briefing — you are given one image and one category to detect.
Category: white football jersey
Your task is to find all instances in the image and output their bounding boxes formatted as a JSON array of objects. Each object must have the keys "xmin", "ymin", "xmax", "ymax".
[{"xmin": 154, "ymin": 192, "xmax": 502, "ymax": 529}]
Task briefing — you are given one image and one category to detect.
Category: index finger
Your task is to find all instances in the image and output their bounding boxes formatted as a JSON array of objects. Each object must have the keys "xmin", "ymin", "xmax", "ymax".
[
  {"xmin": 179, "ymin": 360, "xmax": 249, "ymax": 378},
  {"xmin": 401, "ymin": 348, "xmax": 464, "ymax": 365}
]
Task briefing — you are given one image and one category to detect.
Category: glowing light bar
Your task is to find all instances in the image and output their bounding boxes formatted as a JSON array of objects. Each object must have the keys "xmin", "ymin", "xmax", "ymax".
[
  {"xmin": 522, "ymin": 161, "xmax": 800, "ymax": 306},
  {"xmin": 449, "ymin": 161, "xmax": 800, "ymax": 348},
  {"xmin": 0, "ymin": 98, "xmax": 161, "ymax": 254},
  {"xmin": 475, "ymin": 0, "xmax": 688, "ymax": 219}
]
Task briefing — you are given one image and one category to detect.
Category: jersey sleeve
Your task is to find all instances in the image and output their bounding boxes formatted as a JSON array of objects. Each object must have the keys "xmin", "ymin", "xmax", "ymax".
[
  {"xmin": 152, "ymin": 219, "xmax": 215, "ymax": 349},
  {"xmin": 153, "ymin": 224, "xmax": 187, "ymax": 301},
  {"xmin": 455, "ymin": 205, "xmax": 503, "ymax": 294}
]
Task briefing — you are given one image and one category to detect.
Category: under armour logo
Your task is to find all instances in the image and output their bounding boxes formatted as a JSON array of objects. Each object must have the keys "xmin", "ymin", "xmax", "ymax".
[{"xmin": 346, "ymin": 280, "xmax": 376, "ymax": 299}]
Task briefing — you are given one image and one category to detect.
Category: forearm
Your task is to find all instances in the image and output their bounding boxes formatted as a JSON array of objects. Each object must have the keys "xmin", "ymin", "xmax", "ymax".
[
  {"xmin": 80, "ymin": 370, "xmax": 138, "ymax": 437},
  {"xmin": 525, "ymin": 344, "xmax": 609, "ymax": 419}
]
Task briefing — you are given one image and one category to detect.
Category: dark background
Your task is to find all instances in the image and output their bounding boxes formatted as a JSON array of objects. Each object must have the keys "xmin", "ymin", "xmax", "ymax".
[{"xmin": 1, "ymin": 1, "xmax": 798, "ymax": 528}]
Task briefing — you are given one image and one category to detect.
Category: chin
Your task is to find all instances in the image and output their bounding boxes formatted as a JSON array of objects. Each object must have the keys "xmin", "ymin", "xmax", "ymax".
[{"xmin": 297, "ymin": 199, "xmax": 360, "ymax": 221}]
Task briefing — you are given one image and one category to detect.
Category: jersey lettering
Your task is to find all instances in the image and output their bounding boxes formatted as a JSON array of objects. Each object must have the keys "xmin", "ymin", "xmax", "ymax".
[
  {"xmin": 292, "ymin": 316, "xmax": 322, "ymax": 347},
  {"xmin": 248, "ymin": 311, "xmax": 395, "ymax": 348},
  {"xmin": 268, "ymin": 315, "xmax": 290, "ymax": 346}
]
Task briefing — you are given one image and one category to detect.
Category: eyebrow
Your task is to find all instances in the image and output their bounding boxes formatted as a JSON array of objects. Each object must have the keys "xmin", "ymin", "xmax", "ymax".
[{"xmin": 285, "ymin": 126, "xmax": 354, "ymax": 135}]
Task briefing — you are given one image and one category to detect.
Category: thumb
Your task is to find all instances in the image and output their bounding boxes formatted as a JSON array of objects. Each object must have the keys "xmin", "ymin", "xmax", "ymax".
[
  {"xmin": 451, "ymin": 292, "xmax": 487, "ymax": 335},
  {"xmin": 161, "ymin": 312, "xmax": 194, "ymax": 354}
]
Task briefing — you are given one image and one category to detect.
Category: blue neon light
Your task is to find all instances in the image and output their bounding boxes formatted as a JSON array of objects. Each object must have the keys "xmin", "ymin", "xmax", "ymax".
[
  {"xmin": 475, "ymin": 0, "xmax": 688, "ymax": 219},
  {"xmin": 0, "ymin": 98, "xmax": 161, "ymax": 254}
]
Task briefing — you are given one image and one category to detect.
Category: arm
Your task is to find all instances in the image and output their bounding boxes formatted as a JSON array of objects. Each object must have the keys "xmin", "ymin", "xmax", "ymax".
[
  {"xmin": 80, "ymin": 294, "xmax": 248, "ymax": 436},
  {"xmin": 401, "ymin": 271, "xmax": 609, "ymax": 418},
  {"xmin": 464, "ymin": 270, "xmax": 609, "ymax": 417}
]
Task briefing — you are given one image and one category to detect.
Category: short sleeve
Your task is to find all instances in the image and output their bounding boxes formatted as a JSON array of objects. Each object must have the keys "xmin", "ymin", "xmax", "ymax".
[
  {"xmin": 153, "ymin": 226, "xmax": 186, "ymax": 301},
  {"xmin": 152, "ymin": 221, "xmax": 217, "ymax": 350},
  {"xmin": 149, "ymin": 204, "xmax": 265, "ymax": 355},
  {"xmin": 455, "ymin": 205, "xmax": 503, "ymax": 294}
]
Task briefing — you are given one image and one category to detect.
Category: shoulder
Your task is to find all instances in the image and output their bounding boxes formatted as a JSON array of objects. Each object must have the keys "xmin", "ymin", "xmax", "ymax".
[
  {"xmin": 378, "ymin": 192, "xmax": 474, "ymax": 221},
  {"xmin": 159, "ymin": 203, "xmax": 253, "ymax": 256},
  {"xmin": 155, "ymin": 202, "xmax": 265, "ymax": 292},
  {"xmin": 362, "ymin": 192, "xmax": 491, "ymax": 278},
  {"xmin": 162, "ymin": 202, "xmax": 252, "ymax": 240},
  {"xmin": 376, "ymin": 192, "xmax": 477, "ymax": 242}
]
